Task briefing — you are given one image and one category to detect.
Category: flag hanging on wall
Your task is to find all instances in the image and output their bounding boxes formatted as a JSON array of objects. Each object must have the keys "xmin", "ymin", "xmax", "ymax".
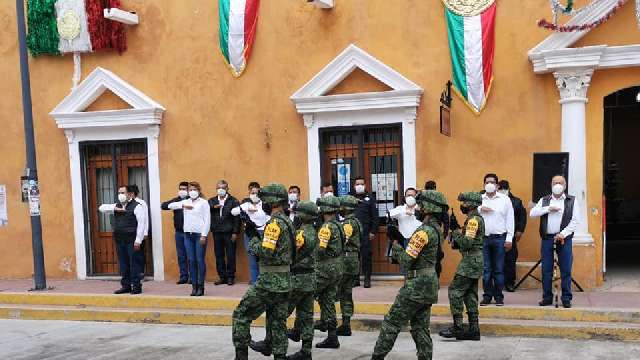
[
  {"xmin": 26, "ymin": 0, "xmax": 126, "ymax": 56},
  {"xmin": 443, "ymin": 0, "xmax": 496, "ymax": 114},
  {"xmin": 218, "ymin": 0, "xmax": 261, "ymax": 77}
]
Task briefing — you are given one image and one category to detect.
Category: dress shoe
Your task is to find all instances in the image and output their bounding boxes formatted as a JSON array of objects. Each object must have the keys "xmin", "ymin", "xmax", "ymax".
[
  {"xmin": 195, "ymin": 285, "xmax": 204, "ymax": 296},
  {"xmin": 176, "ymin": 278, "xmax": 189, "ymax": 285},
  {"xmin": 114, "ymin": 287, "xmax": 131, "ymax": 294},
  {"xmin": 505, "ymin": 285, "xmax": 515, "ymax": 292},
  {"xmin": 480, "ymin": 298, "xmax": 491, "ymax": 306},
  {"xmin": 363, "ymin": 276, "xmax": 371, "ymax": 288},
  {"xmin": 131, "ymin": 286, "xmax": 142, "ymax": 295},
  {"xmin": 190, "ymin": 284, "xmax": 198, "ymax": 296},
  {"xmin": 539, "ymin": 299, "xmax": 553, "ymax": 306},
  {"xmin": 495, "ymin": 299, "xmax": 504, "ymax": 306},
  {"xmin": 214, "ymin": 278, "xmax": 227, "ymax": 286},
  {"xmin": 227, "ymin": 278, "xmax": 235, "ymax": 286},
  {"xmin": 562, "ymin": 301, "xmax": 572, "ymax": 308}
]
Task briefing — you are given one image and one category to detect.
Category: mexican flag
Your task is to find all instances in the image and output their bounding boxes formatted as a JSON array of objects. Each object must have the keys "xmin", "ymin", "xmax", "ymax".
[
  {"xmin": 445, "ymin": 3, "xmax": 496, "ymax": 114},
  {"xmin": 219, "ymin": 0, "xmax": 261, "ymax": 77}
]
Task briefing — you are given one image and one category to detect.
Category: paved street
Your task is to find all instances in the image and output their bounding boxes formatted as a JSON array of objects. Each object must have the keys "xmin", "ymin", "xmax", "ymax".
[{"xmin": 1, "ymin": 320, "xmax": 639, "ymax": 359}]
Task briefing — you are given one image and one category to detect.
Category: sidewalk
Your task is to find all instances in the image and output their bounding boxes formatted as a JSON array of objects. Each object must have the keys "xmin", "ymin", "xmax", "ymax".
[{"xmin": 2, "ymin": 279, "xmax": 639, "ymax": 310}]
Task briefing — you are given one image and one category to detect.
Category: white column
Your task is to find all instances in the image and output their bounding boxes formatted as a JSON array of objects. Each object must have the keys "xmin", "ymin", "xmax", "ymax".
[
  {"xmin": 65, "ymin": 130, "xmax": 87, "ymax": 280},
  {"xmin": 304, "ymin": 114, "xmax": 321, "ymax": 201},
  {"xmin": 147, "ymin": 125, "xmax": 165, "ymax": 281},
  {"xmin": 553, "ymin": 68, "xmax": 594, "ymax": 245},
  {"xmin": 402, "ymin": 108, "xmax": 418, "ymax": 190}
]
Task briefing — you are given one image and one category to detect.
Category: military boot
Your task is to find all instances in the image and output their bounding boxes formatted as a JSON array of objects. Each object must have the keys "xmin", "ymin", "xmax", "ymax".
[
  {"xmin": 313, "ymin": 320, "xmax": 327, "ymax": 332},
  {"xmin": 315, "ymin": 329, "xmax": 340, "ymax": 349},
  {"xmin": 287, "ymin": 327, "xmax": 301, "ymax": 342},
  {"xmin": 249, "ymin": 340, "xmax": 272, "ymax": 356},
  {"xmin": 286, "ymin": 348, "xmax": 312, "ymax": 360},
  {"xmin": 458, "ymin": 313, "xmax": 481, "ymax": 341},
  {"xmin": 235, "ymin": 347, "xmax": 248, "ymax": 360},
  {"xmin": 336, "ymin": 317, "xmax": 352, "ymax": 336},
  {"xmin": 438, "ymin": 315, "xmax": 464, "ymax": 339}
]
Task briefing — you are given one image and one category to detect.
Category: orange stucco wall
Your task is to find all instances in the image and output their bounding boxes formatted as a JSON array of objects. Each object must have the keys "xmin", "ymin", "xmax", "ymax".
[{"xmin": 1, "ymin": 1, "xmax": 639, "ymax": 286}]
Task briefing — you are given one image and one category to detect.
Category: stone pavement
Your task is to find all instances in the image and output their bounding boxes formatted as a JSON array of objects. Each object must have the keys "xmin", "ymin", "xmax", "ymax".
[
  {"xmin": 1, "ymin": 319, "xmax": 640, "ymax": 360},
  {"xmin": 1, "ymin": 279, "xmax": 640, "ymax": 309}
]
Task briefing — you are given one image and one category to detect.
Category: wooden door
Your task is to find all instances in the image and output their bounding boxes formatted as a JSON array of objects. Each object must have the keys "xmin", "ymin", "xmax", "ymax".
[
  {"xmin": 320, "ymin": 125, "xmax": 403, "ymax": 275},
  {"xmin": 84, "ymin": 141, "xmax": 153, "ymax": 276}
]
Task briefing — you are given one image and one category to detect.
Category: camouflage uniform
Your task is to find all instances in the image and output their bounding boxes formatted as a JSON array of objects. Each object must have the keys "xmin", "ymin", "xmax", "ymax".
[
  {"xmin": 371, "ymin": 190, "xmax": 448, "ymax": 360},
  {"xmin": 256, "ymin": 202, "xmax": 319, "ymax": 360},
  {"xmin": 440, "ymin": 192, "xmax": 485, "ymax": 341},
  {"xmin": 337, "ymin": 195, "xmax": 362, "ymax": 336},
  {"xmin": 232, "ymin": 184, "xmax": 294, "ymax": 360},
  {"xmin": 314, "ymin": 195, "xmax": 344, "ymax": 349}
]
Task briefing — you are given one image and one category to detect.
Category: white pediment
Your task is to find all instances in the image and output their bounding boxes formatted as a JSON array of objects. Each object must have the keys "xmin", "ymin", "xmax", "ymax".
[
  {"xmin": 291, "ymin": 44, "xmax": 423, "ymax": 113},
  {"xmin": 528, "ymin": 0, "xmax": 640, "ymax": 73},
  {"xmin": 50, "ymin": 67, "xmax": 165, "ymax": 129}
]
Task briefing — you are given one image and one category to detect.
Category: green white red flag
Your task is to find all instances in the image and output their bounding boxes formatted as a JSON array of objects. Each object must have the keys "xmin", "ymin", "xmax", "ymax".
[{"xmin": 218, "ymin": 0, "xmax": 260, "ymax": 77}]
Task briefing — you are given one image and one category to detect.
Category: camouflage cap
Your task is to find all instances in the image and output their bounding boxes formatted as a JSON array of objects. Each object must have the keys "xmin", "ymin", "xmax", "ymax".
[
  {"xmin": 259, "ymin": 183, "xmax": 288, "ymax": 204},
  {"xmin": 316, "ymin": 195, "xmax": 341, "ymax": 214},
  {"xmin": 338, "ymin": 195, "xmax": 359, "ymax": 211},
  {"xmin": 295, "ymin": 201, "xmax": 319, "ymax": 221},
  {"xmin": 416, "ymin": 190, "xmax": 449, "ymax": 214},
  {"xmin": 458, "ymin": 192, "xmax": 482, "ymax": 207}
]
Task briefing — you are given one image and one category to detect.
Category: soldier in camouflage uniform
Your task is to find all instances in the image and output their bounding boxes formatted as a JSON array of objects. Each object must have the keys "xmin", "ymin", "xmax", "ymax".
[
  {"xmin": 371, "ymin": 190, "xmax": 448, "ymax": 360},
  {"xmin": 232, "ymin": 183, "xmax": 295, "ymax": 360},
  {"xmin": 313, "ymin": 195, "xmax": 344, "ymax": 349},
  {"xmin": 250, "ymin": 201, "xmax": 319, "ymax": 360},
  {"xmin": 439, "ymin": 192, "xmax": 485, "ymax": 341},
  {"xmin": 336, "ymin": 195, "xmax": 362, "ymax": 337}
]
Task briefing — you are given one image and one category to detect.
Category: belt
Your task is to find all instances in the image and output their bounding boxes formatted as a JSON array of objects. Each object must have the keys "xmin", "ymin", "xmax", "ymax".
[
  {"xmin": 343, "ymin": 251, "xmax": 359, "ymax": 257},
  {"xmin": 259, "ymin": 264, "xmax": 290, "ymax": 273},
  {"xmin": 292, "ymin": 268, "xmax": 314, "ymax": 275},
  {"xmin": 405, "ymin": 267, "xmax": 435, "ymax": 279},
  {"xmin": 485, "ymin": 233, "xmax": 506, "ymax": 239}
]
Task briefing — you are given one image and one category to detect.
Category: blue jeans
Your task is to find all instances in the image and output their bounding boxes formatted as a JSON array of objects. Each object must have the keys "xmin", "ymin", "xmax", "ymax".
[
  {"xmin": 114, "ymin": 236, "xmax": 143, "ymax": 289},
  {"xmin": 175, "ymin": 231, "xmax": 189, "ymax": 281},
  {"xmin": 541, "ymin": 234, "xmax": 573, "ymax": 302},
  {"xmin": 184, "ymin": 232, "xmax": 207, "ymax": 285},
  {"xmin": 244, "ymin": 231, "xmax": 261, "ymax": 284},
  {"xmin": 482, "ymin": 234, "xmax": 506, "ymax": 301}
]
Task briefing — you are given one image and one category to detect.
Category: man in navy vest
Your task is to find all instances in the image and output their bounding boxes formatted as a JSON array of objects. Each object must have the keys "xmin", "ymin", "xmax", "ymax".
[
  {"xmin": 530, "ymin": 175, "xmax": 579, "ymax": 308},
  {"xmin": 99, "ymin": 185, "xmax": 147, "ymax": 294}
]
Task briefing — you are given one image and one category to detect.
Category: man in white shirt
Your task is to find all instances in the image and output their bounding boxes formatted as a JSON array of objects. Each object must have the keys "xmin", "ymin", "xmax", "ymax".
[
  {"xmin": 98, "ymin": 185, "xmax": 147, "ymax": 295},
  {"xmin": 530, "ymin": 175, "xmax": 578, "ymax": 308},
  {"xmin": 478, "ymin": 174, "xmax": 514, "ymax": 306},
  {"xmin": 231, "ymin": 182, "xmax": 267, "ymax": 285},
  {"xmin": 286, "ymin": 185, "xmax": 301, "ymax": 228},
  {"xmin": 388, "ymin": 187, "xmax": 422, "ymax": 242}
]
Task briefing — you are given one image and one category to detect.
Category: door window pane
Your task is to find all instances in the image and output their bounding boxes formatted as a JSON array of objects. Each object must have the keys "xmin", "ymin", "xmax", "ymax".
[{"xmin": 96, "ymin": 168, "xmax": 114, "ymax": 232}]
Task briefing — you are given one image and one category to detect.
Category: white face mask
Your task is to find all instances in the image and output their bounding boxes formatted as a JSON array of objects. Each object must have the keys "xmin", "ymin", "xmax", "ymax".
[
  {"xmin": 118, "ymin": 194, "xmax": 127, "ymax": 203},
  {"xmin": 484, "ymin": 183, "xmax": 496, "ymax": 194},
  {"xmin": 249, "ymin": 193, "xmax": 260, "ymax": 203},
  {"xmin": 323, "ymin": 192, "xmax": 334, "ymax": 198},
  {"xmin": 405, "ymin": 196, "xmax": 416, "ymax": 207},
  {"xmin": 288, "ymin": 193, "xmax": 298, "ymax": 202},
  {"xmin": 355, "ymin": 185, "xmax": 365, "ymax": 194},
  {"xmin": 178, "ymin": 190, "xmax": 188, "ymax": 199},
  {"xmin": 552, "ymin": 183, "xmax": 565, "ymax": 195},
  {"xmin": 217, "ymin": 188, "xmax": 227, "ymax": 197},
  {"xmin": 189, "ymin": 190, "xmax": 199, "ymax": 200}
]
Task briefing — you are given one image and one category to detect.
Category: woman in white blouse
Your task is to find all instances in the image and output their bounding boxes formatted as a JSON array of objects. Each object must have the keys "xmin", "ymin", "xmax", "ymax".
[{"xmin": 169, "ymin": 182, "xmax": 210, "ymax": 296}]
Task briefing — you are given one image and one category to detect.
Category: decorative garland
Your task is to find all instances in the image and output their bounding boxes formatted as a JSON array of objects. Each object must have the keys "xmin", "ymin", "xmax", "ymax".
[
  {"xmin": 538, "ymin": 0, "xmax": 627, "ymax": 32},
  {"xmin": 27, "ymin": 0, "xmax": 60, "ymax": 56}
]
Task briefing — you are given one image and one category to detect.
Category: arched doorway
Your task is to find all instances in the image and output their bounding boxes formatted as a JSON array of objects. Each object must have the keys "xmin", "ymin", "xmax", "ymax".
[{"xmin": 603, "ymin": 86, "xmax": 640, "ymax": 287}]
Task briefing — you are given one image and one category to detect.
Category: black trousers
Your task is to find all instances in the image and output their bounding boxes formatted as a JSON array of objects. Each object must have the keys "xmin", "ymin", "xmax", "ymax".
[
  {"xmin": 504, "ymin": 240, "xmax": 518, "ymax": 287},
  {"xmin": 360, "ymin": 225, "xmax": 373, "ymax": 276},
  {"xmin": 213, "ymin": 231, "xmax": 236, "ymax": 280},
  {"xmin": 114, "ymin": 234, "xmax": 143, "ymax": 289}
]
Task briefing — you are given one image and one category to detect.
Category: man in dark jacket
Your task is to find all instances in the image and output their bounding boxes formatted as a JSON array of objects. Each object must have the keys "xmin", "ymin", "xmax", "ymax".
[
  {"xmin": 209, "ymin": 180, "xmax": 241, "ymax": 285},
  {"xmin": 498, "ymin": 180, "xmax": 527, "ymax": 292},
  {"xmin": 161, "ymin": 181, "xmax": 190, "ymax": 284},
  {"xmin": 352, "ymin": 176, "xmax": 379, "ymax": 288}
]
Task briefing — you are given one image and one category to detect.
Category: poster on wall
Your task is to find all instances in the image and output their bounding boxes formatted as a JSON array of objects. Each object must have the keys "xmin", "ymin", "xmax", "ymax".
[
  {"xmin": 0, "ymin": 185, "xmax": 7, "ymax": 226},
  {"xmin": 337, "ymin": 163, "xmax": 351, "ymax": 196},
  {"xmin": 372, "ymin": 173, "xmax": 398, "ymax": 217},
  {"xmin": 27, "ymin": 180, "xmax": 41, "ymax": 217}
]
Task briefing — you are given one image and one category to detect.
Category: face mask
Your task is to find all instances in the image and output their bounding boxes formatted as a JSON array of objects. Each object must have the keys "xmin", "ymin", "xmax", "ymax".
[
  {"xmin": 217, "ymin": 188, "xmax": 227, "ymax": 197},
  {"xmin": 498, "ymin": 189, "xmax": 509, "ymax": 196},
  {"xmin": 262, "ymin": 202, "xmax": 273, "ymax": 215},
  {"xmin": 323, "ymin": 192, "xmax": 334, "ymax": 198},
  {"xmin": 405, "ymin": 196, "xmax": 416, "ymax": 207},
  {"xmin": 118, "ymin": 194, "xmax": 127, "ymax": 203},
  {"xmin": 484, "ymin": 183, "xmax": 496, "ymax": 194},
  {"xmin": 178, "ymin": 190, "xmax": 188, "ymax": 199},
  {"xmin": 189, "ymin": 190, "xmax": 199, "ymax": 200},
  {"xmin": 355, "ymin": 185, "xmax": 365, "ymax": 194},
  {"xmin": 249, "ymin": 194, "xmax": 260, "ymax": 203},
  {"xmin": 288, "ymin": 193, "xmax": 298, "ymax": 202},
  {"xmin": 552, "ymin": 184, "xmax": 565, "ymax": 195}
]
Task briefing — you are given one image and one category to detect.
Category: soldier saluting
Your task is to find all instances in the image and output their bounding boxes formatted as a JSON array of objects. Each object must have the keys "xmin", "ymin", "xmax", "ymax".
[
  {"xmin": 371, "ymin": 190, "xmax": 448, "ymax": 360},
  {"xmin": 232, "ymin": 183, "xmax": 295, "ymax": 360},
  {"xmin": 439, "ymin": 192, "xmax": 485, "ymax": 341}
]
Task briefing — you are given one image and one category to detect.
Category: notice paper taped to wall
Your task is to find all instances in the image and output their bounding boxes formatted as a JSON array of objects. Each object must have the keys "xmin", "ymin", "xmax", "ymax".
[{"xmin": 0, "ymin": 185, "xmax": 7, "ymax": 226}]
